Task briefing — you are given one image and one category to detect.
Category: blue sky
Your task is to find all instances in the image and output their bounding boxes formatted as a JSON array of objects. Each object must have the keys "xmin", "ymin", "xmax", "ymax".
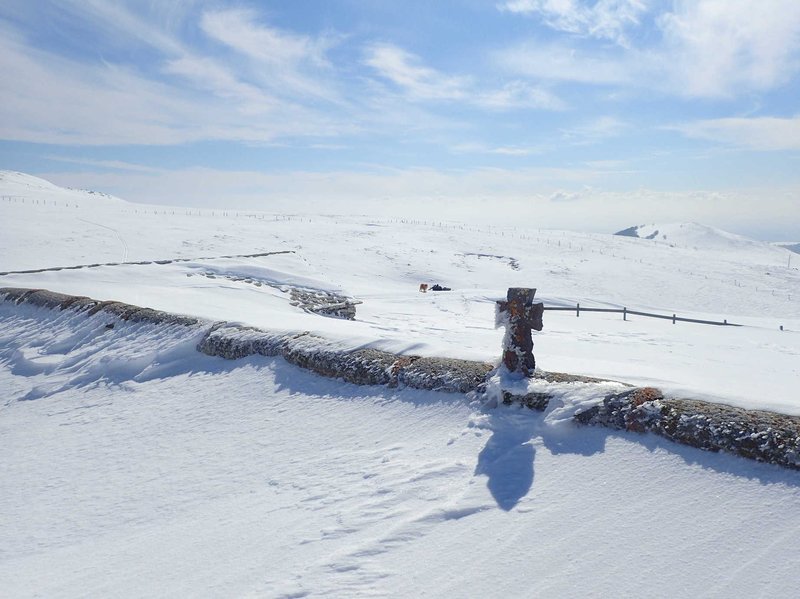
[{"xmin": 1, "ymin": 0, "xmax": 799, "ymax": 238}]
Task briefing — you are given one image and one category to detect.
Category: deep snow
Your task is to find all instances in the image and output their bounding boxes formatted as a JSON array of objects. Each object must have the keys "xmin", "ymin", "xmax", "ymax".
[{"xmin": 2, "ymin": 171, "xmax": 800, "ymax": 597}]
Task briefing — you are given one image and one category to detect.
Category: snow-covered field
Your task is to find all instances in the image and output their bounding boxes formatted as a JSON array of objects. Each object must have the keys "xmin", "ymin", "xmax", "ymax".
[
  {"xmin": 2, "ymin": 171, "xmax": 797, "ymax": 410},
  {"xmin": 2, "ymin": 171, "xmax": 800, "ymax": 597}
]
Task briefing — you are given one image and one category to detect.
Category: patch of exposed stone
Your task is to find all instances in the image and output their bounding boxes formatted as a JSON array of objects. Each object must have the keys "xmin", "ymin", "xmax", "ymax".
[
  {"xmin": 532, "ymin": 370, "xmax": 616, "ymax": 385},
  {"xmin": 396, "ymin": 356, "xmax": 494, "ymax": 394},
  {"xmin": 288, "ymin": 288, "xmax": 360, "ymax": 320},
  {"xmin": 575, "ymin": 387, "xmax": 800, "ymax": 470},
  {"xmin": 461, "ymin": 252, "xmax": 520, "ymax": 271},
  {"xmin": 501, "ymin": 390, "xmax": 551, "ymax": 410},
  {"xmin": 190, "ymin": 272, "xmax": 360, "ymax": 320}
]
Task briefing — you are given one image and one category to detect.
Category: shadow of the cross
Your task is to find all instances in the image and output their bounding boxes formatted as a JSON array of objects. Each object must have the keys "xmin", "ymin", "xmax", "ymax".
[
  {"xmin": 474, "ymin": 423, "xmax": 536, "ymax": 512},
  {"xmin": 473, "ymin": 405, "xmax": 609, "ymax": 511},
  {"xmin": 474, "ymin": 400, "xmax": 800, "ymax": 512}
]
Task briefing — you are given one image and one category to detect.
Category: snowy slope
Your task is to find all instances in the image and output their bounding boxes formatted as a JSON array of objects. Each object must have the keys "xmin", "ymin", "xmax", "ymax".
[
  {"xmin": 2, "ymin": 303, "xmax": 800, "ymax": 597},
  {"xmin": 2, "ymin": 172, "xmax": 797, "ymax": 410}
]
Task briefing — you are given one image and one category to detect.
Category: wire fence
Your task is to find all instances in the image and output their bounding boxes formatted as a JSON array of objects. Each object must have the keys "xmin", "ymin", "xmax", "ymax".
[{"xmin": 543, "ymin": 303, "xmax": 741, "ymax": 327}]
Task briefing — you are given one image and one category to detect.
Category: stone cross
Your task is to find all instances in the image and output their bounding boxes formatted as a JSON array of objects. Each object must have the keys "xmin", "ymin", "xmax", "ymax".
[{"xmin": 496, "ymin": 287, "xmax": 544, "ymax": 376}]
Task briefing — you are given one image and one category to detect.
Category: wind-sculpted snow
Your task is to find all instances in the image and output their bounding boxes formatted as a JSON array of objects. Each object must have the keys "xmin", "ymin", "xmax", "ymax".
[
  {"xmin": 0, "ymin": 287, "xmax": 200, "ymax": 326},
  {"xmin": 1, "ymin": 287, "xmax": 493, "ymax": 394}
]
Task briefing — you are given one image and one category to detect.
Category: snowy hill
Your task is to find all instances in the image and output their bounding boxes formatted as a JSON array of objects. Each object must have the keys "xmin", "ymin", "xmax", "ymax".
[
  {"xmin": 2, "ymin": 172, "xmax": 800, "ymax": 597},
  {"xmin": 775, "ymin": 241, "xmax": 800, "ymax": 254},
  {"xmin": 0, "ymin": 170, "xmax": 126, "ymax": 206},
  {"xmin": 614, "ymin": 221, "xmax": 785, "ymax": 256}
]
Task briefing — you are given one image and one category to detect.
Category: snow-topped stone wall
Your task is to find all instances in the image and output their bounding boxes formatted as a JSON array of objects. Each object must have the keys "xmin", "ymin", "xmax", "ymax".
[{"xmin": 3, "ymin": 286, "xmax": 798, "ymax": 470}]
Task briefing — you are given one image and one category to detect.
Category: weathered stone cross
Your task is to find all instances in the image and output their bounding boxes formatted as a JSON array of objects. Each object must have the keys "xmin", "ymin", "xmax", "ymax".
[{"xmin": 496, "ymin": 287, "xmax": 544, "ymax": 376}]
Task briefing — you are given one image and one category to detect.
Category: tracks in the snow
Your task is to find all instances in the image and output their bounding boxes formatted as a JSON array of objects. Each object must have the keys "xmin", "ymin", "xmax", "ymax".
[{"xmin": 0, "ymin": 250, "xmax": 294, "ymax": 277}]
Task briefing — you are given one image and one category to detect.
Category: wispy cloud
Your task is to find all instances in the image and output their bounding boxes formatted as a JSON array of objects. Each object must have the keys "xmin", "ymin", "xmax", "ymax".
[
  {"xmin": 499, "ymin": 0, "xmax": 649, "ymax": 47},
  {"xmin": 673, "ymin": 115, "xmax": 800, "ymax": 151},
  {"xmin": 44, "ymin": 155, "xmax": 167, "ymax": 173},
  {"xmin": 199, "ymin": 8, "xmax": 343, "ymax": 103},
  {"xmin": 162, "ymin": 55, "xmax": 279, "ymax": 115},
  {"xmin": 364, "ymin": 43, "xmax": 470, "ymax": 101},
  {"xmin": 476, "ymin": 81, "xmax": 566, "ymax": 110},
  {"xmin": 450, "ymin": 142, "xmax": 544, "ymax": 156},
  {"xmin": 58, "ymin": 0, "xmax": 187, "ymax": 55},
  {"xmin": 0, "ymin": 5, "xmax": 353, "ymax": 146},
  {"xmin": 657, "ymin": 0, "xmax": 800, "ymax": 98},
  {"xmin": 365, "ymin": 42, "xmax": 565, "ymax": 110},
  {"xmin": 495, "ymin": 42, "xmax": 631, "ymax": 85},
  {"xmin": 561, "ymin": 116, "xmax": 628, "ymax": 144},
  {"xmin": 498, "ymin": 0, "xmax": 800, "ymax": 98}
]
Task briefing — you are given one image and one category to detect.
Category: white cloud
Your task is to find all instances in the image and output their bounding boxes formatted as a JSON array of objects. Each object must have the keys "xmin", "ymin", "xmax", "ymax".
[
  {"xmin": 548, "ymin": 189, "xmax": 583, "ymax": 202},
  {"xmin": 450, "ymin": 142, "xmax": 544, "ymax": 156},
  {"xmin": 44, "ymin": 156, "xmax": 167, "ymax": 173},
  {"xmin": 58, "ymin": 0, "xmax": 187, "ymax": 55},
  {"xmin": 499, "ymin": 0, "xmax": 650, "ymax": 47},
  {"xmin": 365, "ymin": 43, "xmax": 566, "ymax": 111},
  {"xmin": 495, "ymin": 42, "xmax": 631, "ymax": 85},
  {"xmin": 162, "ymin": 56, "xmax": 279, "ymax": 115},
  {"xmin": 201, "ymin": 8, "xmax": 333, "ymax": 67},
  {"xmin": 674, "ymin": 115, "xmax": 800, "ymax": 151},
  {"xmin": 498, "ymin": 0, "xmax": 800, "ymax": 98},
  {"xmin": 657, "ymin": 0, "xmax": 800, "ymax": 97},
  {"xmin": 0, "ymin": 28, "xmax": 350, "ymax": 146},
  {"xmin": 199, "ymin": 8, "xmax": 342, "ymax": 104},
  {"xmin": 364, "ymin": 43, "xmax": 470, "ymax": 101},
  {"xmin": 561, "ymin": 116, "xmax": 628, "ymax": 144},
  {"xmin": 476, "ymin": 81, "xmax": 567, "ymax": 110}
]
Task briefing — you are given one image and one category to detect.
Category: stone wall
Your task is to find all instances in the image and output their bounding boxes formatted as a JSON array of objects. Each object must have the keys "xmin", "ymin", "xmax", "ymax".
[
  {"xmin": 3, "ymin": 286, "xmax": 798, "ymax": 470},
  {"xmin": 196, "ymin": 322, "xmax": 492, "ymax": 392},
  {"xmin": 574, "ymin": 387, "xmax": 800, "ymax": 470}
]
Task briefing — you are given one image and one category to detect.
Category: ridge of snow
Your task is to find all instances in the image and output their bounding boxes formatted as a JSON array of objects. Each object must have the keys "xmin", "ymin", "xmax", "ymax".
[
  {"xmin": 615, "ymin": 222, "xmax": 769, "ymax": 250},
  {"xmin": 0, "ymin": 170, "xmax": 126, "ymax": 205},
  {"xmin": 0, "ymin": 170, "xmax": 62, "ymax": 191},
  {"xmin": 774, "ymin": 242, "xmax": 800, "ymax": 254}
]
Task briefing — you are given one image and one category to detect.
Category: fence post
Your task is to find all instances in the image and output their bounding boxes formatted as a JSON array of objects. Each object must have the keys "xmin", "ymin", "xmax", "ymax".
[
  {"xmin": 672, "ymin": 314, "xmax": 676, "ymax": 324},
  {"xmin": 623, "ymin": 307, "xmax": 627, "ymax": 321},
  {"xmin": 576, "ymin": 303, "xmax": 580, "ymax": 317}
]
